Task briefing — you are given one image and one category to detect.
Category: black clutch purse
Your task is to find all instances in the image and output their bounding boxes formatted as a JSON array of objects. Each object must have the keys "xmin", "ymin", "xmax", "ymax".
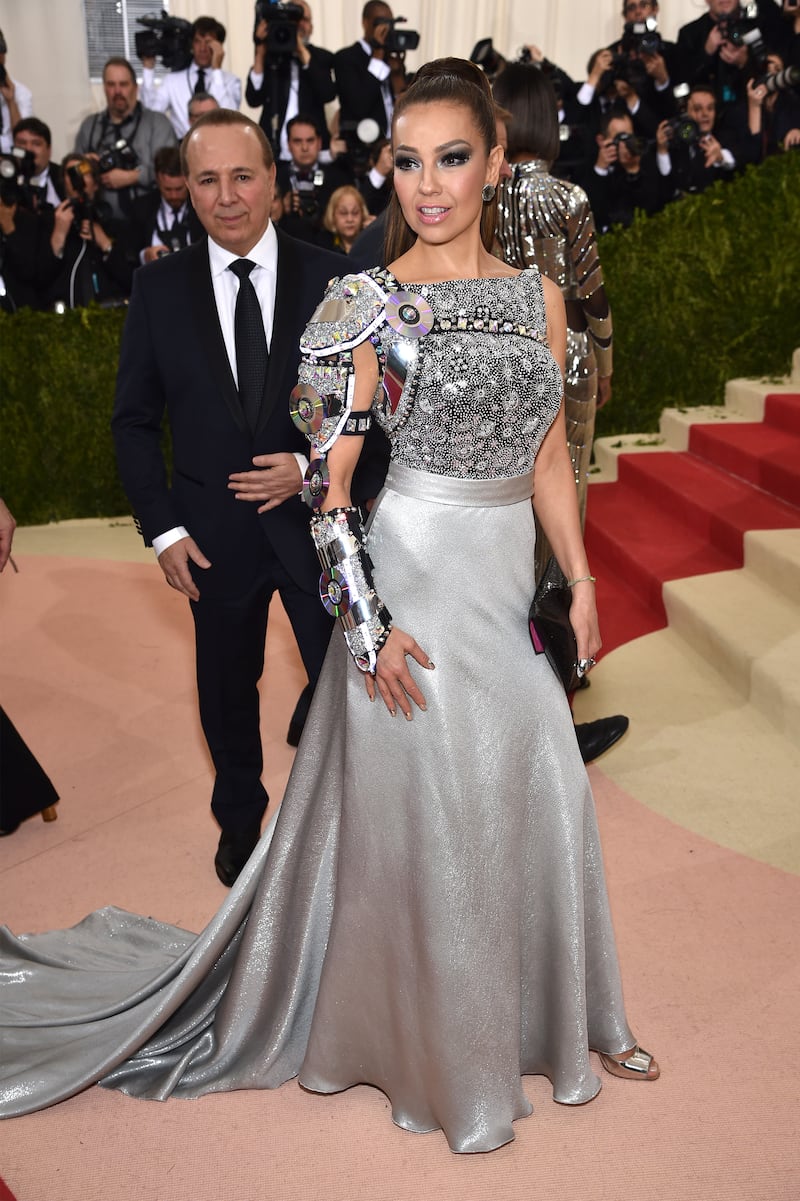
[{"xmin": 528, "ymin": 556, "xmax": 581, "ymax": 693}]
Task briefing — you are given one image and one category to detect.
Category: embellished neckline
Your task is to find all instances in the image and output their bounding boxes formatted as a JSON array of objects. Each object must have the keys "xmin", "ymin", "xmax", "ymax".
[{"xmin": 379, "ymin": 267, "xmax": 537, "ymax": 292}]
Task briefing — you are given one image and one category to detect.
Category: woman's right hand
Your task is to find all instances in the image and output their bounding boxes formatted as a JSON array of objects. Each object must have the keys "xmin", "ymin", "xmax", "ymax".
[{"xmin": 364, "ymin": 627, "xmax": 435, "ymax": 718}]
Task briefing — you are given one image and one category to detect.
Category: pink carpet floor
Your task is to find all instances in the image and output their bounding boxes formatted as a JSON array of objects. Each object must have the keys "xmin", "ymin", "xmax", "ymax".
[{"xmin": 1, "ymin": 553, "xmax": 799, "ymax": 1201}]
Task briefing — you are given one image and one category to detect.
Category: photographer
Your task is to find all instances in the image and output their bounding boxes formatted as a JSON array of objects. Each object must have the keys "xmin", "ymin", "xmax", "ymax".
[
  {"xmin": 0, "ymin": 29, "xmax": 33, "ymax": 154},
  {"xmin": 39, "ymin": 154, "xmax": 132, "ymax": 309},
  {"xmin": 126, "ymin": 146, "xmax": 204, "ymax": 267},
  {"xmin": 334, "ymin": 2, "xmax": 409, "ymax": 147},
  {"xmin": 576, "ymin": 4, "xmax": 678, "ymax": 137},
  {"xmin": 276, "ymin": 113, "xmax": 353, "ymax": 243},
  {"xmin": 247, "ymin": 2, "xmax": 336, "ymax": 160},
  {"xmin": 676, "ymin": 1, "xmax": 789, "ymax": 108},
  {"xmin": 13, "ymin": 118, "xmax": 65, "ymax": 211},
  {"xmin": 744, "ymin": 48, "xmax": 800, "ymax": 157},
  {"xmin": 586, "ymin": 106, "xmax": 663, "ymax": 230},
  {"xmin": 0, "ymin": 169, "xmax": 42, "ymax": 312},
  {"xmin": 73, "ymin": 58, "xmax": 176, "ymax": 222},
  {"xmin": 357, "ymin": 136, "xmax": 394, "ymax": 213},
  {"xmin": 140, "ymin": 17, "xmax": 241, "ymax": 140},
  {"xmin": 656, "ymin": 83, "xmax": 745, "ymax": 197}
]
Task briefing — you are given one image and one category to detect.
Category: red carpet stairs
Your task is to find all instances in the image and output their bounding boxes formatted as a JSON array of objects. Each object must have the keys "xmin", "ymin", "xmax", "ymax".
[{"xmin": 585, "ymin": 355, "xmax": 800, "ymax": 738}]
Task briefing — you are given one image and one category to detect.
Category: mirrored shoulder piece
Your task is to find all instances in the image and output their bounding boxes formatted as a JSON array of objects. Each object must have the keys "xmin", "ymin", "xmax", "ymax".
[
  {"xmin": 294, "ymin": 272, "xmax": 389, "ymax": 460},
  {"xmin": 311, "ymin": 506, "xmax": 392, "ymax": 675}
]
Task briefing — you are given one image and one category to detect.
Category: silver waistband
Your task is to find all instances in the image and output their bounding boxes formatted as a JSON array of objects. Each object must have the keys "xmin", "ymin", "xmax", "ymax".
[{"xmin": 384, "ymin": 463, "xmax": 534, "ymax": 508}]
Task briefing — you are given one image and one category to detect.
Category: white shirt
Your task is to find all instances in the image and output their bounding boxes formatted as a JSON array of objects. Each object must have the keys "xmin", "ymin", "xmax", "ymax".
[
  {"xmin": 153, "ymin": 222, "xmax": 309, "ymax": 557},
  {"xmin": 31, "ymin": 166, "xmax": 61, "ymax": 209},
  {"xmin": 141, "ymin": 63, "xmax": 241, "ymax": 139},
  {"xmin": 0, "ymin": 78, "xmax": 33, "ymax": 153},
  {"xmin": 359, "ymin": 38, "xmax": 393, "ymax": 129}
]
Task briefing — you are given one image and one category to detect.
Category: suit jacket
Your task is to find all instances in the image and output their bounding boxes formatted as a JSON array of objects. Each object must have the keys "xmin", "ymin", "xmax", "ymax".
[
  {"xmin": 333, "ymin": 42, "xmax": 391, "ymax": 143},
  {"xmin": 245, "ymin": 45, "xmax": 336, "ymax": 149},
  {"xmin": 112, "ymin": 229, "xmax": 388, "ymax": 599}
]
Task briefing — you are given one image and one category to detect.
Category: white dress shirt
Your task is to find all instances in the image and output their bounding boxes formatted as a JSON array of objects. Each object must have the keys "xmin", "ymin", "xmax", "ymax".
[
  {"xmin": 0, "ymin": 79, "xmax": 33, "ymax": 152},
  {"xmin": 153, "ymin": 222, "xmax": 307, "ymax": 558},
  {"xmin": 31, "ymin": 166, "xmax": 61, "ymax": 209},
  {"xmin": 141, "ymin": 63, "xmax": 241, "ymax": 139}
]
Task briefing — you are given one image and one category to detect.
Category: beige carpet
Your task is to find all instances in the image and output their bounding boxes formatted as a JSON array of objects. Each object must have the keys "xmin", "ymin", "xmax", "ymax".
[{"xmin": 1, "ymin": 521, "xmax": 798, "ymax": 1200}]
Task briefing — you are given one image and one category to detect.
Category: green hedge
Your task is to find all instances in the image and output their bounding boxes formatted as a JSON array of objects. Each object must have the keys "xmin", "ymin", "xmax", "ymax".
[
  {"xmin": 3, "ymin": 152, "xmax": 800, "ymax": 524},
  {"xmin": 596, "ymin": 150, "xmax": 800, "ymax": 437}
]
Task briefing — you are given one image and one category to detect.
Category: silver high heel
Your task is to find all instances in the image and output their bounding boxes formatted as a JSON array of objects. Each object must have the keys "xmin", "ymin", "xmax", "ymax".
[{"xmin": 597, "ymin": 1045, "xmax": 660, "ymax": 1081}]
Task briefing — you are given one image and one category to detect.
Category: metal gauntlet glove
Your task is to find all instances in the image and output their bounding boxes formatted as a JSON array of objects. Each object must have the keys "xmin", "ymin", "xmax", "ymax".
[{"xmin": 310, "ymin": 506, "xmax": 392, "ymax": 675}]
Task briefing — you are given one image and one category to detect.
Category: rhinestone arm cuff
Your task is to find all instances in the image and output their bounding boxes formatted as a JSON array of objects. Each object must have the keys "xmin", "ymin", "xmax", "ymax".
[{"xmin": 310, "ymin": 506, "xmax": 392, "ymax": 675}]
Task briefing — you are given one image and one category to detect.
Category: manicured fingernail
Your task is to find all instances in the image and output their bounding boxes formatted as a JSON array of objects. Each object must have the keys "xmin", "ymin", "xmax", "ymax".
[
  {"xmin": 389, "ymin": 709, "xmax": 396, "ymax": 718},
  {"xmin": 427, "ymin": 660, "xmax": 435, "ymax": 670},
  {"xmin": 405, "ymin": 711, "xmax": 413, "ymax": 721},
  {"xmin": 419, "ymin": 703, "xmax": 427, "ymax": 711}
]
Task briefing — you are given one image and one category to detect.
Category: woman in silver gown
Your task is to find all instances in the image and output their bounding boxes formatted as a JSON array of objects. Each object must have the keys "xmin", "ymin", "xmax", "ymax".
[
  {"xmin": 0, "ymin": 63, "xmax": 658, "ymax": 1153},
  {"xmin": 493, "ymin": 64, "xmax": 613, "ymax": 580}
]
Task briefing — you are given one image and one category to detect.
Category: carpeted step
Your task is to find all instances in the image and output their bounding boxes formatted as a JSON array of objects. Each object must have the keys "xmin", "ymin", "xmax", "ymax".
[
  {"xmin": 764, "ymin": 391, "xmax": 800, "ymax": 436},
  {"xmin": 663, "ymin": 551, "xmax": 800, "ymax": 737},
  {"xmin": 687, "ymin": 420, "xmax": 800, "ymax": 509}
]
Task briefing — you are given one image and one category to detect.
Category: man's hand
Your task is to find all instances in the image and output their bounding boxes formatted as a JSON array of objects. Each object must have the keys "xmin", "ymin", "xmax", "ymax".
[
  {"xmin": 642, "ymin": 51, "xmax": 669, "ymax": 87},
  {"xmin": 0, "ymin": 74, "xmax": 15, "ymax": 102},
  {"xmin": 0, "ymin": 498, "xmax": 17, "ymax": 572},
  {"xmin": 143, "ymin": 244, "xmax": 168, "ymax": 263},
  {"xmin": 701, "ymin": 133, "xmax": 724, "ymax": 166},
  {"xmin": 784, "ymin": 127, "xmax": 800, "ymax": 148},
  {"xmin": 595, "ymin": 137, "xmax": 619, "ymax": 171},
  {"xmin": 100, "ymin": 166, "xmax": 140, "ymax": 191},
  {"xmin": 228, "ymin": 453, "xmax": 303, "ymax": 512},
  {"xmin": 0, "ymin": 198, "xmax": 16, "ymax": 236},
  {"xmin": 157, "ymin": 536, "xmax": 211, "ymax": 600},
  {"xmin": 656, "ymin": 118, "xmax": 671, "ymax": 153},
  {"xmin": 588, "ymin": 49, "xmax": 613, "ymax": 89},
  {"xmin": 209, "ymin": 38, "xmax": 225, "ymax": 69},
  {"xmin": 719, "ymin": 40, "xmax": 748, "ymax": 68},
  {"xmin": 704, "ymin": 26, "xmax": 724, "ymax": 56}
]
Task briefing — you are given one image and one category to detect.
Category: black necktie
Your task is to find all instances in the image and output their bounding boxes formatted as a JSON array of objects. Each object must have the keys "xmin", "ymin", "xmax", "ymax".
[
  {"xmin": 194, "ymin": 68, "xmax": 206, "ymax": 95},
  {"xmin": 228, "ymin": 258, "xmax": 269, "ymax": 433}
]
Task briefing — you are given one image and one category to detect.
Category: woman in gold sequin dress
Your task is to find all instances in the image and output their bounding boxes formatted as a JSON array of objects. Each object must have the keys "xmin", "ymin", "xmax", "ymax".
[{"xmin": 494, "ymin": 64, "xmax": 613, "ymax": 580}]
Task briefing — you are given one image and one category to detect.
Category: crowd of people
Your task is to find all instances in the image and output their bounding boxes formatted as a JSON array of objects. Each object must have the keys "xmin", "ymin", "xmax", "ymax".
[{"xmin": 1, "ymin": 1, "xmax": 799, "ymax": 312}]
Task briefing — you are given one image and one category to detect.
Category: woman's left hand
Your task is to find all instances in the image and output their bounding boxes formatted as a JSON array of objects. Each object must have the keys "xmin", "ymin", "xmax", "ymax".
[{"xmin": 569, "ymin": 581, "xmax": 602, "ymax": 669}]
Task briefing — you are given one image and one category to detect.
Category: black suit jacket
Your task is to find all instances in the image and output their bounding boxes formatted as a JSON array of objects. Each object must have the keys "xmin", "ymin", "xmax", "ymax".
[
  {"xmin": 112, "ymin": 229, "xmax": 388, "ymax": 599},
  {"xmin": 333, "ymin": 42, "xmax": 391, "ymax": 143},
  {"xmin": 245, "ymin": 45, "xmax": 336, "ymax": 149}
]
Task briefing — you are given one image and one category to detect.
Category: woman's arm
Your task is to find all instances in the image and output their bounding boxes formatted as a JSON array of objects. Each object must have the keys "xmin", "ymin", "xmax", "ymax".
[
  {"xmin": 317, "ymin": 340, "xmax": 434, "ymax": 717},
  {"xmin": 532, "ymin": 276, "xmax": 601, "ymax": 665}
]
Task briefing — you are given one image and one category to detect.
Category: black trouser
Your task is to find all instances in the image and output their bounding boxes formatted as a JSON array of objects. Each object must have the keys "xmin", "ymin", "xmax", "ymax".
[{"xmin": 190, "ymin": 531, "xmax": 333, "ymax": 835}]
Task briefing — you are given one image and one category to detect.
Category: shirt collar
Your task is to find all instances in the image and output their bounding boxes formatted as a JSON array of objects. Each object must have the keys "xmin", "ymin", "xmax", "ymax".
[{"xmin": 208, "ymin": 220, "xmax": 278, "ymax": 279}]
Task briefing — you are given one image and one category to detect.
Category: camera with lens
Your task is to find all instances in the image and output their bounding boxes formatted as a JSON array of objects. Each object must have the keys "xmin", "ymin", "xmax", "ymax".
[
  {"xmin": 716, "ymin": 14, "xmax": 766, "ymax": 67},
  {"xmin": 135, "ymin": 11, "xmax": 193, "ymax": 71},
  {"xmin": 664, "ymin": 115, "xmax": 702, "ymax": 149},
  {"xmin": 754, "ymin": 64, "xmax": 800, "ymax": 94},
  {"xmin": 604, "ymin": 52, "xmax": 649, "ymax": 93},
  {"xmin": 96, "ymin": 139, "xmax": 139, "ymax": 175},
  {"xmin": 0, "ymin": 148, "xmax": 36, "ymax": 207},
  {"xmin": 621, "ymin": 19, "xmax": 663, "ymax": 56},
  {"xmin": 66, "ymin": 162, "xmax": 99, "ymax": 225},
  {"xmin": 612, "ymin": 131, "xmax": 649, "ymax": 156},
  {"xmin": 374, "ymin": 16, "xmax": 420, "ymax": 54},
  {"xmin": 254, "ymin": 1, "xmax": 304, "ymax": 64}
]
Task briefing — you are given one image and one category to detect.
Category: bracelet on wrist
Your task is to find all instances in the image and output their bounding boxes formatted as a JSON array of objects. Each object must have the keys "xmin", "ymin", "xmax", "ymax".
[{"xmin": 567, "ymin": 574, "xmax": 596, "ymax": 587}]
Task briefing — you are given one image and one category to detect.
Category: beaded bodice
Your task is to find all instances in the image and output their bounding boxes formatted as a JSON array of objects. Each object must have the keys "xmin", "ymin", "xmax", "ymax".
[{"xmin": 373, "ymin": 269, "xmax": 563, "ymax": 480}]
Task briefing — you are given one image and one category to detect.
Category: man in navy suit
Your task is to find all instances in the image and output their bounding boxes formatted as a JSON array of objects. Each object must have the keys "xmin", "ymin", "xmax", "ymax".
[{"xmin": 112, "ymin": 110, "xmax": 385, "ymax": 885}]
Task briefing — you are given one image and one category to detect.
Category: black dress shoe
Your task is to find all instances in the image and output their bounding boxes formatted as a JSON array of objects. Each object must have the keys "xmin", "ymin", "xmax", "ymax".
[
  {"xmin": 575, "ymin": 715, "xmax": 629, "ymax": 764},
  {"xmin": 214, "ymin": 822, "xmax": 262, "ymax": 887},
  {"xmin": 287, "ymin": 682, "xmax": 314, "ymax": 747}
]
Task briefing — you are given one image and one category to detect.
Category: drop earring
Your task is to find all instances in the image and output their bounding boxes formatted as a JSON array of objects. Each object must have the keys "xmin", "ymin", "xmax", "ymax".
[{"xmin": 481, "ymin": 183, "xmax": 496, "ymax": 203}]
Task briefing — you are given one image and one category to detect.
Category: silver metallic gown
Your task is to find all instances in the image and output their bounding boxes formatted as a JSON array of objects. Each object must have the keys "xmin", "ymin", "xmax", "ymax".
[
  {"xmin": 496, "ymin": 160, "xmax": 613, "ymax": 580},
  {"xmin": 0, "ymin": 270, "xmax": 634, "ymax": 1153}
]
